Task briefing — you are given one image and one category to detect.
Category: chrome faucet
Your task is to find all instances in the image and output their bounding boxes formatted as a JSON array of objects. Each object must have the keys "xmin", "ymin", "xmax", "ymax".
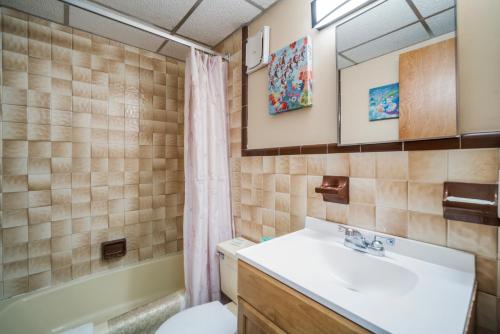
[{"xmin": 338, "ymin": 226, "xmax": 395, "ymax": 256}]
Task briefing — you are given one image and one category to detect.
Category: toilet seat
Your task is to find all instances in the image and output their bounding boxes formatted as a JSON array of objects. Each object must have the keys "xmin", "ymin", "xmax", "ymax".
[{"xmin": 155, "ymin": 301, "xmax": 236, "ymax": 334}]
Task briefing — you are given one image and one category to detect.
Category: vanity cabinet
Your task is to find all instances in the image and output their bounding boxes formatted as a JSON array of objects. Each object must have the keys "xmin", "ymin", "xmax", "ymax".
[{"xmin": 237, "ymin": 260, "xmax": 370, "ymax": 334}]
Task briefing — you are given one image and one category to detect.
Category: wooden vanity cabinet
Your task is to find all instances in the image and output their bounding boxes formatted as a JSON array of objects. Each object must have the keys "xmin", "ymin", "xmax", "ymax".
[{"xmin": 237, "ymin": 260, "xmax": 370, "ymax": 334}]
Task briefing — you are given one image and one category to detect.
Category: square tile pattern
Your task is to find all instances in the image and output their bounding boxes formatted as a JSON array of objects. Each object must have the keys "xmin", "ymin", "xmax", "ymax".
[
  {"xmin": 0, "ymin": 7, "xmax": 184, "ymax": 299},
  {"xmin": 216, "ymin": 30, "xmax": 500, "ymax": 333}
]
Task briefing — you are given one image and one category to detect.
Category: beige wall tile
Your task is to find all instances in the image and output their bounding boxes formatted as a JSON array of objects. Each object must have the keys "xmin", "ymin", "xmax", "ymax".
[
  {"xmin": 376, "ymin": 151, "xmax": 408, "ymax": 180},
  {"xmin": 307, "ymin": 197, "xmax": 326, "ymax": 220},
  {"xmin": 326, "ymin": 202, "xmax": 349, "ymax": 224},
  {"xmin": 409, "ymin": 150, "xmax": 447, "ymax": 182},
  {"xmin": 3, "ymin": 277, "xmax": 28, "ymax": 298},
  {"xmin": 275, "ymin": 193, "xmax": 290, "ymax": 213},
  {"xmin": 307, "ymin": 155, "xmax": 326, "ymax": 176},
  {"xmin": 289, "ymin": 155, "xmax": 307, "ymax": 174},
  {"xmin": 275, "ymin": 212, "xmax": 290, "ymax": 236},
  {"xmin": 349, "ymin": 178, "xmax": 376, "ymax": 205},
  {"xmin": 408, "ymin": 182, "xmax": 443, "ymax": 215},
  {"xmin": 477, "ymin": 291, "xmax": 497, "ymax": 332},
  {"xmin": 275, "ymin": 174, "xmax": 290, "ymax": 194},
  {"xmin": 477, "ymin": 257, "xmax": 497, "ymax": 295},
  {"xmin": 326, "ymin": 153, "xmax": 349, "ymax": 176},
  {"xmin": 448, "ymin": 149, "xmax": 499, "ymax": 183},
  {"xmin": 307, "ymin": 175, "xmax": 322, "ymax": 199},
  {"xmin": 375, "ymin": 207, "xmax": 408, "ymax": 237},
  {"xmin": 408, "ymin": 212, "xmax": 446, "ymax": 246},
  {"xmin": 348, "ymin": 204, "xmax": 375, "ymax": 230},
  {"xmin": 375, "ymin": 179, "xmax": 408, "ymax": 210},
  {"xmin": 290, "ymin": 195, "xmax": 306, "ymax": 216},
  {"xmin": 447, "ymin": 220, "xmax": 498, "ymax": 260},
  {"xmin": 275, "ymin": 156, "xmax": 289, "ymax": 174},
  {"xmin": 290, "ymin": 175, "xmax": 306, "ymax": 196},
  {"xmin": 349, "ymin": 153, "xmax": 375, "ymax": 178},
  {"xmin": 29, "ymin": 271, "xmax": 51, "ymax": 291}
]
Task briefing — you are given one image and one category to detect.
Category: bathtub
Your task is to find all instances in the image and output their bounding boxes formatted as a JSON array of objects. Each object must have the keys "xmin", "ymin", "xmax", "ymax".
[{"xmin": 0, "ymin": 253, "xmax": 184, "ymax": 334}]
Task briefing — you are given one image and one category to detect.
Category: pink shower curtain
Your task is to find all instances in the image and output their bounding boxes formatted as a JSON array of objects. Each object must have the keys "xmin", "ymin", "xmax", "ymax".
[{"xmin": 183, "ymin": 48, "xmax": 233, "ymax": 307}]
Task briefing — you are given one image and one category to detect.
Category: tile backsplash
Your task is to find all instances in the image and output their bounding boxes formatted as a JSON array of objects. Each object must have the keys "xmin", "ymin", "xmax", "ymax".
[
  {"xmin": 234, "ymin": 142, "xmax": 500, "ymax": 334},
  {"xmin": 0, "ymin": 8, "xmax": 185, "ymax": 299}
]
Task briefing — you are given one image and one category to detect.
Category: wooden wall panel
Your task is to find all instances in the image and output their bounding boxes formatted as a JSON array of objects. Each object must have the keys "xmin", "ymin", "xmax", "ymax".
[{"xmin": 399, "ymin": 38, "xmax": 457, "ymax": 140}]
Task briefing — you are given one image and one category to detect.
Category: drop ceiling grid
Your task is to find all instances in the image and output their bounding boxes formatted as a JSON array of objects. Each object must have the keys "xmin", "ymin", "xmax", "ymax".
[
  {"xmin": 69, "ymin": 6, "xmax": 165, "ymax": 53},
  {"xmin": 336, "ymin": 0, "xmax": 419, "ymax": 52},
  {"xmin": 0, "ymin": 0, "xmax": 279, "ymax": 59},
  {"xmin": 92, "ymin": 0, "xmax": 198, "ymax": 31},
  {"xmin": 160, "ymin": 41, "xmax": 191, "ymax": 61},
  {"xmin": 176, "ymin": 0, "xmax": 261, "ymax": 47}
]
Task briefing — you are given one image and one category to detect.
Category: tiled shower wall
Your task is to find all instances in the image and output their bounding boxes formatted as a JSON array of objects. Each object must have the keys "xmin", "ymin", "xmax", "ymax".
[
  {"xmin": 216, "ymin": 30, "xmax": 500, "ymax": 333},
  {"xmin": 0, "ymin": 8, "xmax": 185, "ymax": 299}
]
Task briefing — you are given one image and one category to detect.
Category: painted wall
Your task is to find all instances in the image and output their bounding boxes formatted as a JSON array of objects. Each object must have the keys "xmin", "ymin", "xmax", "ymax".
[
  {"xmin": 458, "ymin": 0, "xmax": 500, "ymax": 133},
  {"xmin": 247, "ymin": 0, "xmax": 500, "ymax": 148},
  {"xmin": 247, "ymin": 0, "xmax": 337, "ymax": 149}
]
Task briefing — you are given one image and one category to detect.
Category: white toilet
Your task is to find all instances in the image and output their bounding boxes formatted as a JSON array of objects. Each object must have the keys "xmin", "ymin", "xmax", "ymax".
[{"xmin": 156, "ymin": 237, "xmax": 255, "ymax": 334}]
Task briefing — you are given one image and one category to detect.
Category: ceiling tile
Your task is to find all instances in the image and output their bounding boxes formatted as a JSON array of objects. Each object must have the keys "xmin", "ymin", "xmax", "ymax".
[
  {"xmin": 411, "ymin": 0, "xmax": 455, "ymax": 18},
  {"xmin": 69, "ymin": 6, "xmax": 164, "ymax": 53},
  {"xmin": 425, "ymin": 7, "xmax": 455, "ymax": 36},
  {"xmin": 160, "ymin": 40, "xmax": 190, "ymax": 61},
  {"xmin": 343, "ymin": 22, "xmax": 429, "ymax": 63},
  {"xmin": 337, "ymin": 55, "xmax": 355, "ymax": 70},
  {"xmin": 0, "ymin": 0, "xmax": 64, "ymax": 23},
  {"xmin": 177, "ymin": 0, "xmax": 260, "ymax": 46},
  {"xmin": 336, "ymin": 0, "xmax": 418, "ymax": 52},
  {"xmin": 250, "ymin": 0, "xmax": 279, "ymax": 9},
  {"xmin": 92, "ymin": 0, "xmax": 198, "ymax": 31}
]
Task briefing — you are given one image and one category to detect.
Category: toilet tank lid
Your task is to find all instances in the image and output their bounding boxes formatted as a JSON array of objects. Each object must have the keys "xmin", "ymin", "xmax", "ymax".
[{"xmin": 217, "ymin": 237, "xmax": 255, "ymax": 259}]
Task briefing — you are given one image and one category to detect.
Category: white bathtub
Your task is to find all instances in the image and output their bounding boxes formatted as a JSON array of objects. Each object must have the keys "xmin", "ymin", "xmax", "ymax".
[{"xmin": 0, "ymin": 253, "xmax": 184, "ymax": 334}]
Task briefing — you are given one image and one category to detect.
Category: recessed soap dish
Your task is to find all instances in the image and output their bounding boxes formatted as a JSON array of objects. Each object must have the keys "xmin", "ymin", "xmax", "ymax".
[
  {"xmin": 443, "ymin": 182, "xmax": 499, "ymax": 226},
  {"xmin": 315, "ymin": 176, "xmax": 349, "ymax": 204}
]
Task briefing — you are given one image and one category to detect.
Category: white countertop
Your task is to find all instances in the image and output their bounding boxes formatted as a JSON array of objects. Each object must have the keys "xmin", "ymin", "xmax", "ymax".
[{"xmin": 237, "ymin": 217, "xmax": 475, "ymax": 334}]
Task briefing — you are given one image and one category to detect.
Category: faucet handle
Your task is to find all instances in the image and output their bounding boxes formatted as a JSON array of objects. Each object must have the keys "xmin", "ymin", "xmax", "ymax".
[
  {"xmin": 338, "ymin": 225, "xmax": 354, "ymax": 236},
  {"xmin": 375, "ymin": 235, "xmax": 396, "ymax": 246},
  {"xmin": 370, "ymin": 239, "xmax": 384, "ymax": 251}
]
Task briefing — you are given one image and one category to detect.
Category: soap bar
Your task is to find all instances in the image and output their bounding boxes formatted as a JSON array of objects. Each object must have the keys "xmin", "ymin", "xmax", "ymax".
[{"xmin": 445, "ymin": 196, "xmax": 494, "ymax": 205}]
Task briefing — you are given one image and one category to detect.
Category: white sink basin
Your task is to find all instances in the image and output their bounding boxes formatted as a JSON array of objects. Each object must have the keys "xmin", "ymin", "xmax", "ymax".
[
  {"xmin": 237, "ymin": 217, "xmax": 475, "ymax": 334},
  {"xmin": 316, "ymin": 242, "xmax": 418, "ymax": 298}
]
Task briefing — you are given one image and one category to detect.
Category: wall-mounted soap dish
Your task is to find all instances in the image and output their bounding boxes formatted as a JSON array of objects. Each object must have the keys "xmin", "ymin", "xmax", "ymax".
[
  {"xmin": 443, "ymin": 182, "xmax": 499, "ymax": 226},
  {"xmin": 315, "ymin": 176, "xmax": 349, "ymax": 204}
]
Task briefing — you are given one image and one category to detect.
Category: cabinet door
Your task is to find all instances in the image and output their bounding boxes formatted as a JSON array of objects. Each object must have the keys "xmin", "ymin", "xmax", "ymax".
[
  {"xmin": 238, "ymin": 298, "xmax": 285, "ymax": 334},
  {"xmin": 238, "ymin": 261, "xmax": 370, "ymax": 334},
  {"xmin": 399, "ymin": 38, "xmax": 457, "ymax": 140}
]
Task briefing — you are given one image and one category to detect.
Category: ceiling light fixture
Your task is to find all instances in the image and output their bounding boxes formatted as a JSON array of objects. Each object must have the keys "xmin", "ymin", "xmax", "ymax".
[{"xmin": 311, "ymin": 0, "xmax": 377, "ymax": 30}]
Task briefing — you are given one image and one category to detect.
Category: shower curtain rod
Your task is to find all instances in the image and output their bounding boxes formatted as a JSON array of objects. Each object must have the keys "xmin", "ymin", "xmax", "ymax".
[{"xmin": 60, "ymin": 0, "xmax": 230, "ymax": 61}]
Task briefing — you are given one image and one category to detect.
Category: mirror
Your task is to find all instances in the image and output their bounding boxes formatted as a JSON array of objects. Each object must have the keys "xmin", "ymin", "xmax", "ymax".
[{"xmin": 337, "ymin": 0, "xmax": 457, "ymax": 145}]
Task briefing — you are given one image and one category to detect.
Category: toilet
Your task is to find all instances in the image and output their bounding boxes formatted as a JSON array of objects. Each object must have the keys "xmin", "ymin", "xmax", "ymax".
[{"xmin": 156, "ymin": 237, "xmax": 255, "ymax": 334}]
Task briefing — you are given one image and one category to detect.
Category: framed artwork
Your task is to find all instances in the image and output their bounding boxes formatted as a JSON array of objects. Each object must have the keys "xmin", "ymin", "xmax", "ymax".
[
  {"xmin": 368, "ymin": 83, "xmax": 399, "ymax": 121},
  {"xmin": 268, "ymin": 36, "xmax": 312, "ymax": 115}
]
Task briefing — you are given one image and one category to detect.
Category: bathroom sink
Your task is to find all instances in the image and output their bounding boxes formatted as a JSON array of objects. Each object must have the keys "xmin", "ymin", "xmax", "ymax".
[
  {"xmin": 317, "ymin": 242, "xmax": 418, "ymax": 298},
  {"xmin": 237, "ymin": 217, "xmax": 475, "ymax": 334}
]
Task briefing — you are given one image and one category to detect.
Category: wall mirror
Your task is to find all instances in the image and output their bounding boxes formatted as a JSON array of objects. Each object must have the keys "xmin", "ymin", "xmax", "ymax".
[{"xmin": 337, "ymin": 0, "xmax": 457, "ymax": 145}]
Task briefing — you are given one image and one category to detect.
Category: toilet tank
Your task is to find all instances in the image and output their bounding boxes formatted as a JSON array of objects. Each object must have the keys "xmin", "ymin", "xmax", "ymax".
[{"xmin": 216, "ymin": 237, "xmax": 255, "ymax": 303}]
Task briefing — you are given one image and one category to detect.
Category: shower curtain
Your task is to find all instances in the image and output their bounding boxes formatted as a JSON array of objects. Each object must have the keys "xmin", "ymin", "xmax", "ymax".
[{"xmin": 183, "ymin": 48, "xmax": 233, "ymax": 307}]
